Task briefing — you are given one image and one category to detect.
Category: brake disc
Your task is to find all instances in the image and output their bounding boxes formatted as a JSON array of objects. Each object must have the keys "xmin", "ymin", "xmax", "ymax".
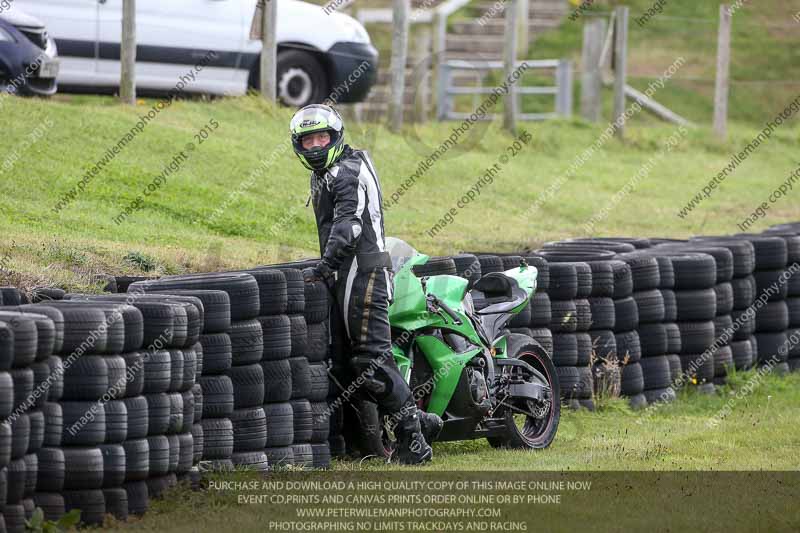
[{"xmin": 529, "ymin": 399, "xmax": 550, "ymax": 419}]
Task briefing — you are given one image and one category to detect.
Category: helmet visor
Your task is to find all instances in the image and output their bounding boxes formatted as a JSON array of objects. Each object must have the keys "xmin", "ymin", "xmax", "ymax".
[{"xmin": 290, "ymin": 104, "xmax": 343, "ymax": 136}]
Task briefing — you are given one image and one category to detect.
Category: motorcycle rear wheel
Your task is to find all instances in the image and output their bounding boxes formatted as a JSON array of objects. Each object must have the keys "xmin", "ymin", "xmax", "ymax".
[{"xmin": 488, "ymin": 334, "xmax": 560, "ymax": 449}]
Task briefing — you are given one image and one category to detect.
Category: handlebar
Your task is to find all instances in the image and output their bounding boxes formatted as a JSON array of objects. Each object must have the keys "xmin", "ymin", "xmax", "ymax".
[{"xmin": 426, "ymin": 294, "xmax": 462, "ymax": 326}]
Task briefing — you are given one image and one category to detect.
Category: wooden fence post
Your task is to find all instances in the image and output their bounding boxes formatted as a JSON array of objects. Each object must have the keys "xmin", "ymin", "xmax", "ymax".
[
  {"xmin": 433, "ymin": 14, "xmax": 447, "ymax": 120},
  {"xmin": 260, "ymin": 0, "xmax": 278, "ymax": 101},
  {"xmin": 414, "ymin": 25, "xmax": 432, "ymax": 123},
  {"xmin": 503, "ymin": 0, "xmax": 519, "ymax": 132},
  {"xmin": 713, "ymin": 4, "xmax": 732, "ymax": 139},
  {"xmin": 517, "ymin": 0, "xmax": 529, "ymax": 57},
  {"xmin": 598, "ymin": 10, "xmax": 616, "ymax": 86},
  {"xmin": 612, "ymin": 6, "xmax": 629, "ymax": 138},
  {"xmin": 388, "ymin": 0, "xmax": 410, "ymax": 132},
  {"xmin": 556, "ymin": 60, "xmax": 573, "ymax": 117},
  {"xmin": 580, "ymin": 18, "xmax": 605, "ymax": 122},
  {"xmin": 120, "ymin": 0, "xmax": 136, "ymax": 105}
]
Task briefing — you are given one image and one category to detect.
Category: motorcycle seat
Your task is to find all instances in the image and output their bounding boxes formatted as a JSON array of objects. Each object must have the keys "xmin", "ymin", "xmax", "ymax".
[{"xmin": 471, "ymin": 273, "xmax": 528, "ymax": 315}]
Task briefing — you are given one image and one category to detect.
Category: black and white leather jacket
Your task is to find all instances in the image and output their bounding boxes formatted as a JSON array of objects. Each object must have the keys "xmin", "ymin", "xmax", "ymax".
[{"xmin": 309, "ymin": 144, "xmax": 388, "ymax": 272}]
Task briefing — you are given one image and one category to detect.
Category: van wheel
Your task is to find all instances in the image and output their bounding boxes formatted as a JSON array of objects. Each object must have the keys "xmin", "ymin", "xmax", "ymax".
[
  {"xmin": 249, "ymin": 51, "xmax": 328, "ymax": 107},
  {"xmin": 249, "ymin": 50, "xmax": 329, "ymax": 107},
  {"xmin": 277, "ymin": 50, "xmax": 329, "ymax": 106}
]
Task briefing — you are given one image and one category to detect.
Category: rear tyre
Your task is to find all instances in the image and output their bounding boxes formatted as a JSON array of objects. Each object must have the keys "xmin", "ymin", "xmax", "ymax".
[{"xmin": 488, "ymin": 334, "xmax": 560, "ymax": 450}]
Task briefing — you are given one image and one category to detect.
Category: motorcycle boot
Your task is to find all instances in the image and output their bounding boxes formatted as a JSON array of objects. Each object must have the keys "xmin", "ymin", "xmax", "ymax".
[
  {"xmin": 393, "ymin": 406, "xmax": 433, "ymax": 465},
  {"xmin": 418, "ymin": 410, "xmax": 443, "ymax": 445}
]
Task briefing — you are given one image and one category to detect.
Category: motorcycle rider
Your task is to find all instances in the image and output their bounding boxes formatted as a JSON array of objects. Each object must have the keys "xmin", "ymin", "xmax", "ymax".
[{"xmin": 290, "ymin": 104, "xmax": 443, "ymax": 465}]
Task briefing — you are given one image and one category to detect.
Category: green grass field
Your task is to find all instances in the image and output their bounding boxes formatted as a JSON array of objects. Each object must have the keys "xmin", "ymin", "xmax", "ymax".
[
  {"xmin": 100, "ymin": 371, "xmax": 800, "ymax": 531},
  {"xmin": 338, "ymin": 371, "xmax": 800, "ymax": 472},
  {"xmin": 1, "ymin": 94, "xmax": 798, "ymax": 293}
]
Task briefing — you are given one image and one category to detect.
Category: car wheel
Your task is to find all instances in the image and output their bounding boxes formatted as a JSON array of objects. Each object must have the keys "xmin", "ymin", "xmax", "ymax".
[{"xmin": 276, "ymin": 50, "xmax": 329, "ymax": 107}]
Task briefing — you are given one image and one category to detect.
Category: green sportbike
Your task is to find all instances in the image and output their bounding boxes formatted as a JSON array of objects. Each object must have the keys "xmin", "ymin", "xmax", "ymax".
[{"xmin": 358, "ymin": 238, "xmax": 560, "ymax": 456}]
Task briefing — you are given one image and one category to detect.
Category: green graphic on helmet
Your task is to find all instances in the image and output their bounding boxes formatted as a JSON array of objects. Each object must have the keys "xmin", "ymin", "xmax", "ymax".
[
  {"xmin": 290, "ymin": 104, "xmax": 345, "ymax": 171},
  {"xmin": 297, "ymin": 153, "xmax": 313, "ymax": 169},
  {"xmin": 325, "ymin": 143, "xmax": 344, "ymax": 167}
]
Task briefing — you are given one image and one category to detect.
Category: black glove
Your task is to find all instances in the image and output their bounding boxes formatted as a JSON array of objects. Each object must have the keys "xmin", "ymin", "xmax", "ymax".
[{"xmin": 302, "ymin": 261, "xmax": 335, "ymax": 286}]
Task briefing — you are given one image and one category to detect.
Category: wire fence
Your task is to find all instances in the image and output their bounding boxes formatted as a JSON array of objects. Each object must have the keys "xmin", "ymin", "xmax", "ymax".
[
  {"xmin": 335, "ymin": 1, "xmax": 799, "ymax": 129},
  {"xmin": 573, "ymin": 7, "xmax": 800, "ymax": 126}
]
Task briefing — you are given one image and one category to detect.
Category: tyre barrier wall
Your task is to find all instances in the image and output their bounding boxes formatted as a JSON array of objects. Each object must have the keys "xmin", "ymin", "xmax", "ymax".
[
  {"xmin": 0, "ymin": 265, "xmax": 334, "ymax": 529},
  {"xmin": 472, "ymin": 223, "xmax": 800, "ymax": 410},
  {"xmin": 0, "ymin": 222, "xmax": 798, "ymax": 527}
]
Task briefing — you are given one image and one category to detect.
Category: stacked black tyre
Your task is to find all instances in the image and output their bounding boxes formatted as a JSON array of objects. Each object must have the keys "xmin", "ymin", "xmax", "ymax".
[
  {"xmin": 532, "ymin": 250, "xmax": 613, "ymax": 412},
  {"xmin": 545, "ymin": 261, "xmax": 593, "ymax": 409},
  {"xmin": 685, "ymin": 239, "xmax": 759, "ymax": 374},
  {"xmin": 764, "ymin": 225, "xmax": 800, "ymax": 370},
  {"xmin": 583, "ymin": 257, "xmax": 625, "ymax": 411},
  {"xmin": 264, "ymin": 261, "xmax": 334, "ymax": 469},
  {"xmin": 218, "ymin": 270, "xmax": 290, "ymax": 474},
  {"xmin": 412, "ymin": 256, "xmax": 458, "ymax": 278},
  {"xmin": 23, "ymin": 300, "xmax": 135, "ymax": 526},
  {"xmin": 626, "ymin": 251, "xmax": 682, "ymax": 403},
  {"xmin": 0, "ymin": 287, "xmax": 29, "ymax": 306},
  {"xmin": 267, "ymin": 260, "xmax": 340, "ymax": 467},
  {"xmin": 742, "ymin": 234, "xmax": 798, "ymax": 373},
  {"xmin": 578, "ymin": 252, "xmax": 650, "ymax": 408},
  {"xmin": 244, "ymin": 265, "xmax": 296, "ymax": 469},
  {"xmin": 698, "ymin": 235, "xmax": 794, "ymax": 373},
  {"xmin": 57, "ymin": 293, "xmax": 206, "ymax": 515},
  {"xmin": 130, "ymin": 274, "xmax": 261, "ymax": 473},
  {"xmin": 649, "ymin": 244, "xmax": 734, "ymax": 389},
  {"xmin": 579, "ymin": 270, "xmax": 607, "ymax": 412},
  {"xmin": 263, "ymin": 265, "xmax": 314, "ymax": 469},
  {"xmin": 452, "ymin": 254, "xmax": 482, "ymax": 290},
  {"xmin": 623, "ymin": 252, "xmax": 676, "ymax": 405},
  {"xmin": 756, "ymin": 229, "xmax": 800, "ymax": 372},
  {"xmin": 539, "ymin": 242, "xmax": 646, "ymax": 409},
  {"xmin": 0, "ymin": 298, "xmax": 57, "ymax": 531},
  {"xmin": 299, "ymin": 273, "xmax": 333, "ymax": 470},
  {"xmin": 475, "ymin": 254, "xmax": 504, "ymax": 276},
  {"xmin": 644, "ymin": 253, "xmax": 718, "ymax": 394},
  {"xmin": 753, "ymin": 231, "xmax": 800, "ymax": 373},
  {"xmin": 222, "ymin": 317, "xmax": 268, "ymax": 473},
  {"xmin": 608, "ymin": 257, "xmax": 647, "ymax": 408}
]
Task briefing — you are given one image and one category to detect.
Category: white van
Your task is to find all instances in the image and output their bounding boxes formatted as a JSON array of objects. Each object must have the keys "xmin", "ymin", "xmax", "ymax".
[{"xmin": 12, "ymin": 0, "xmax": 378, "ymax": 106}]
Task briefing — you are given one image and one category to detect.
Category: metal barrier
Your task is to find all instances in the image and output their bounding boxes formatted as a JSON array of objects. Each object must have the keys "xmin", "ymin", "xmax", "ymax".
[{"xmin": 436, "ymin": 59, "xmax": 573, "ymax": 121}]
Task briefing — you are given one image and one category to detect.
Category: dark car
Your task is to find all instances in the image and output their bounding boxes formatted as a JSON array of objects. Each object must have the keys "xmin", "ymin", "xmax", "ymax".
[{"xmin": 0, "ymin": 9, "xmax": 58, "ymax": 96}]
